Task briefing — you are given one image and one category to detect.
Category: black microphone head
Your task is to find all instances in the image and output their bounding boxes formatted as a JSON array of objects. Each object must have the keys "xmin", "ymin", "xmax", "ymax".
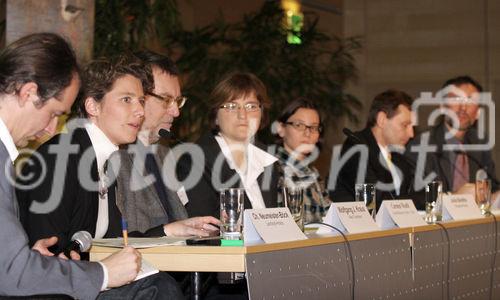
[
  {"xmin": 342, "ymin": 128, "xmax": 353, "ymax": 137},
  {"xmin": 158, "ymin": 129, "xmax": 172, "ymax": 139},
  {"xmin": 71, "ymin": 231, "xmax": 92, "ymax": 252}
]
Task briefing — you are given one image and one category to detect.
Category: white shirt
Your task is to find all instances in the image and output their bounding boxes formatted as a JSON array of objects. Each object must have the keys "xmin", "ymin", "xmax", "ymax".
[
  {"xmin": 0, "ymin": 117, "xmax": 19, "ymax": 162},
  {"xmin": 215, "ymin": 135, "xmax": 277, "ymax": 209},
  {"xmin": 84, "ymin": 122, "xmax": 118, "ymax": 239},
  {"xmin": 378, "ymin": 144, "xmax": 401, "ymax": 195}
]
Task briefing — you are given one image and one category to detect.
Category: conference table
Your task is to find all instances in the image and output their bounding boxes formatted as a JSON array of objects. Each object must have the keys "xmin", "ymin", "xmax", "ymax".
[{"xmin": 91, "ymin": 215, "xmax": 500, "ymax": 300}]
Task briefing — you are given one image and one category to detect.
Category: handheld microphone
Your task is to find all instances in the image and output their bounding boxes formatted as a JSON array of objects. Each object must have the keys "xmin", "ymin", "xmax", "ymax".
[{"xmin": 63, "ymin": 231, "xmax": 92, "ymax": 259}]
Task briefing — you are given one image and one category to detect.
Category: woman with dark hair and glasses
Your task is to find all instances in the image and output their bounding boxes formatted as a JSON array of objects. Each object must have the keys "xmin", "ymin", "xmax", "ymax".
[
  {"xmin": 275, "ymin": 97, "xmax": 332, "ymax": 223},
  {"xmin": 178, "ymin": 72, "xmax": 280, "ymax": 218}
]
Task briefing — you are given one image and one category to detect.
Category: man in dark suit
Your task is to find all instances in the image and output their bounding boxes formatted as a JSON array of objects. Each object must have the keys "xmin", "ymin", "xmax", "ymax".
[
  {"xmin": 112, "ymin": 50, "xmax": 219, "ymax": 237},
  {"xmin": 406, "ymin": 76, "xmax": 499, "ymax": 199},
  {"xmin": 17, "ymin": 53, "xmax": 184, "ymax": 299},
  {"xmin": 0, "ymin": 33, "xmax": 142, "ymax": 299},
  {"xmin": 330, "ymin": 89, "xmax": 425, "ymax": 209}
]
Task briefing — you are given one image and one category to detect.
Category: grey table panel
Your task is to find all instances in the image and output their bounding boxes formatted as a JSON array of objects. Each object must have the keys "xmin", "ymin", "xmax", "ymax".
[{"xmin": 245, "ymin": 219, "xmax": 500, "ymax": 300}]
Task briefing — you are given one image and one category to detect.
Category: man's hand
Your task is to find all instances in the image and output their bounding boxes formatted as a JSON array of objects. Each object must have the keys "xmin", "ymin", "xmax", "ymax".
[
  {"xmin": 101, "ymin": 246, "xmax": 141, "ymax": 288},
  {"xmin": 32, "ymin": 236, "xmax": 80, "ymax": 260},
  {"xmin": 164, "ymin": 216, "xmax": 220, "ymax": 237}
]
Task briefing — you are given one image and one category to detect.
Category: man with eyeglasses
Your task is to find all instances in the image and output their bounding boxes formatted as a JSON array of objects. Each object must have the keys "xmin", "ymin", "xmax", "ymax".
[
  {"xmin": 331, "ymin": 89, "xmax": 425, "ymax": 210},
  {"xmin": 110, "ymin": 50, "xmax": 220, "ymax": 238},
  {"xmin": 407, "ymin": 76, "xmax": 499, "ymax": 197}
]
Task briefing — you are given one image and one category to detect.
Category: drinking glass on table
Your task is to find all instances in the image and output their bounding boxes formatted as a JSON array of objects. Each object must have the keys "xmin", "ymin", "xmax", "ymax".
[
  {"xmin": 425, "ymin": 180, "xmax": 443, "ymax": 223},
  {"xmin": 220, "ymin": 188, "xmax": 245, "ymax": 240},
  {"xmin": 475, "ymin": 179, "xmax": 492, "ymax": 215},
  {"xmin": 355, "ymin": 183, "xmax": 376, "ymax": 219},
  {"xmin": 282, "ymin": 186, "xmax": 304, "ymax": 231}
]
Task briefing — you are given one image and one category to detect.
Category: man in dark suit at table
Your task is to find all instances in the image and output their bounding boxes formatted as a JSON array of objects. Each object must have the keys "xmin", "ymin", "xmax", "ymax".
[
  {"xmin": 111, "ymin": 50, "xmax": 219, "ymax": 237},
  {"xmin": 406, "ymin": 76, "xmax": 499, "ymax": 200},
  {"xmin": 330, "ymin": 89, "xmax": 425, "ymax": 209},
  {"xmin": 0, "ymin": 33, "xmax": 144, "ymax": 299}
]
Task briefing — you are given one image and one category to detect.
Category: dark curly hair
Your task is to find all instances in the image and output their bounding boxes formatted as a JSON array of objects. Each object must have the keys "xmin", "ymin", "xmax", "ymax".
[{"xmin": 74, "ymin": 53, "xmax": 153, "ymax": 118}]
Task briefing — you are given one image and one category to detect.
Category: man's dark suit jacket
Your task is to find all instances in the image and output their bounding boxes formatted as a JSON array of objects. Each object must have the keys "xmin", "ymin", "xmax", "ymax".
[
  {"xmin": 17, "ymin": 127, "xmax": 121, "ymax": 253},
  {"xmin": 406, "ymin": 121, "xmax": 499, "ymax": 193},
  {"xmin": 330, "ymin": 127, "xmax": 425, "ymax": 210},
  {"xmin": 177, "ymin": 132, "xmax": 280, "ymax": 218},
  {"xmin": 0, "ymin": 138, "xmax": 103, "ymax": 299}
]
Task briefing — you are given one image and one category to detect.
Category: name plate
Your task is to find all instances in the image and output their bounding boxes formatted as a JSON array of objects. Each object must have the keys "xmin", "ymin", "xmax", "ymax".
[
  {"xmin": 243, "ymin": 208, "xmax": 307, "ymax": 244},
  {"xmin": 376, "ymin": 199, "xmax": 427, "ymax": 229},
  {"xmin": 442, "ymin": 194, "xmax": 482, "ymax": 221},
  {"xmin": 319, "ymin": 202, "xmax": 379, "ymax": 234}
]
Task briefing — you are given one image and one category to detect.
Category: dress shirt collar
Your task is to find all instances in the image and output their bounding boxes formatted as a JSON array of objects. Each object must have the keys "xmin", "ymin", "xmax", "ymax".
[
  {"xmin": 0, "ymin": 117, "xmax": 19, "ymax": 162},
  {"xmin": 84, "ymin": 122, "xmax": 119, "ymax": 172}
]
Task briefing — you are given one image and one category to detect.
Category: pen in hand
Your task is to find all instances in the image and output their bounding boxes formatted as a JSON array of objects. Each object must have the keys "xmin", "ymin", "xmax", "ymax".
[{"xmin": 121, "ymin": 217, "xmax": 129, "ymax": 247}]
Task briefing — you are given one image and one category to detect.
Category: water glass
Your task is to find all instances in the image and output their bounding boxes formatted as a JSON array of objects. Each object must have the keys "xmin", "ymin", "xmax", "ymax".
[
  {"xmin": 220, "ymin": 188, "xmax": 245, "ymax": 240},
  {"xmin": 355, "ymin": 183, "xmax": 376, "ymax": 218},
  {"xmin": 425, "ymin": 181, "xmax": 443, "ymax": 223},
  {"xmin": 282, "ymin": 186, "xmax": 304, "ymax": 231},
  {"xmin": 475, "ymin": 179, "xmax": 491, "ymax": 215}
]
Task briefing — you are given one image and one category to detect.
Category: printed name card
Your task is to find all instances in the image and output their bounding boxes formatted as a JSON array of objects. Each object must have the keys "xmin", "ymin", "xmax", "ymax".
[
  {"xmin": 243, "ymin": 208, "xmax": 307, "ymax": 244},
  {"xmin": 376, "ymin": 200, "xmax": 427, "ymax": 229},
  {"xmin": 442, "ymin": 194, "xmax": 482, "ymax": 221},
  {"xmin": 318, "ymin": 202, "xmax": 379, "ymax": 234}
]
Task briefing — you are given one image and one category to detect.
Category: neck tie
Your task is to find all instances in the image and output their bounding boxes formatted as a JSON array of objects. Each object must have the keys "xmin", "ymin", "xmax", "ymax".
[{"xmin": 452, "ymin": 152, "xmax": 469, "ymax": 192}]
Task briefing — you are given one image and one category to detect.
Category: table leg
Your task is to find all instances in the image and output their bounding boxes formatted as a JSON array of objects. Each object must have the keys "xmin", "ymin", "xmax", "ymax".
[{"xmin": 190, "ymin": 272, "xmax": 202, "ymax": 300}]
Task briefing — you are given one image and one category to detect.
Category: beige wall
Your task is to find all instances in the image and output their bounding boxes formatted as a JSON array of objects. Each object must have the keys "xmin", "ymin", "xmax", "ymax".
[{"xmin": 344, "ymin": 0, "xmax": 500, "ymax": 178}]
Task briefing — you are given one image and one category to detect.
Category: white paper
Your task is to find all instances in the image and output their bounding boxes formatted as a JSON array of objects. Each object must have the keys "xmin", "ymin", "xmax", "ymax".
[
  {"xmin": 376, "ymin": 199, "xmax": 427, "ymax": 229},
  {"xmin": 243, "ymin": 208, "xmax": 307, "ymax": 244},
  {"xmin": 319, "ymin": 202, "xmax": 379, "ymax": 234},
  {"xmin": 93, "ymin": 236, "xmax": 187, "ymax": 248},
  {"xmin": 135, "ymin": 258, "xmax": 159, "ymax": 281},
  {"xmin": 442, "ymin": 194, "xmax": 482, "ymax": 221}
]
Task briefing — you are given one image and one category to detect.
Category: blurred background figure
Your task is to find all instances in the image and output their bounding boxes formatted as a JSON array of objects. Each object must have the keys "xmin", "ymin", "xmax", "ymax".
[{"xmin": 274, "ymin": 98, "xmax": 331, "ymax": 223}]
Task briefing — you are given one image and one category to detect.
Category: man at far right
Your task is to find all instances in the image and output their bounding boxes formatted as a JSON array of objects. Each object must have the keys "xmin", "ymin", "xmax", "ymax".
[{"xmin": 407, "ymin": 75, "xmax": 499, "ymax": 199}]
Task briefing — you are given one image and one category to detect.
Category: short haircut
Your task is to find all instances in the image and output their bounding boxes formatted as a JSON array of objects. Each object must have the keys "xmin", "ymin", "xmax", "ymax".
[
  {"xmin": 208, "ymin": 72, "xmax": 270, "ymax": 130},
  {"xmin": 277, "ymin": 97, "xmax": 322, "ymax": 125},
  {"xmin": 442, "ymin": 75, "xmax": 483, "ymax": 92},
  {"xmin": 134, "ymin": 50, "xmax": 179, "ymax": 76},
  {"xmin": 0, "ymin": 32, "xmax": 78, "ymax": 103},
  {"xmin": 75, "ymin": 53, "xmax": 153, "ymax": 118},
  {"xmin": 366, "ymin": 89, "xmax": 413, "ymax": 128}
]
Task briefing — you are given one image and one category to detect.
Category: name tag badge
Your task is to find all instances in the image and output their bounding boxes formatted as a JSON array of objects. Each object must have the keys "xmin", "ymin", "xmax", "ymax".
[{"xmin": 176, "ymin": 186, "xmax": 189, "ymax": 205}]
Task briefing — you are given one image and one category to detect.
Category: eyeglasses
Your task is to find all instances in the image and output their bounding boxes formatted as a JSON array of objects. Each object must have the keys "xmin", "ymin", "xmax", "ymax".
[
  {"xmin": 219, "ymin": 102, "xmax": 261, "ymax": 112},
  {"xmin": 148, "ymin": 92, "xmax": 187, "ymax": 108},
  {"xmin": 444, "ymin": 96, "xmax": 478, "ymax": 104},
  {"xmin": 285, "ymin": 121, "xmax": 322, "ymax": 133}
]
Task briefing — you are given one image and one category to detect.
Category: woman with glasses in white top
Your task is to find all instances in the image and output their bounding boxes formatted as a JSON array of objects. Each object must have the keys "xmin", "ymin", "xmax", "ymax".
[
  {"xmin": 275, "ymin": 98, "xmax": 332, "ymax": 223},
  {"xmin": 178, "ymin": 72, "xmax": 280, "ymax": 218}
]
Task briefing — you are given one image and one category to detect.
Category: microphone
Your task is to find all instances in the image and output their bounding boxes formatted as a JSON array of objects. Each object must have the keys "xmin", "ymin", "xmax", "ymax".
[
  {"xmin": 158, "ymin": 128, "xmax": 173, "ymax": 140},
  {"xmin": 342, "ymin": 128, "xmax": 363, "ymax": 143},
  {"xmin": 63, "ymin": 231, "xmax": 92, "ymax": 259}
]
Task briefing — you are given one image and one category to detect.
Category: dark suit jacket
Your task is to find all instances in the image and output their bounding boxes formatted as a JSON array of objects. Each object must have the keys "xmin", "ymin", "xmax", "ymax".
[
  {"xmin": 330, "ymin": 127, "xmax": 425, "ymax": 209},
  {"xmin": 0, "ymin": 138, "xmax": 103, "ymax": 299},
  {"xmin": 406, "ymin": 121, "xmax": 499, "ymax": 193},
  {"xmin": 17, "ymin": 127, "xmax": 121, "ymax": 253},
  {"xmin": 112, "ymin": 141, "xmax": 188, "ymax": 236},
  {"xmin": 177, "ymin": 132, "xmax": 280, "ymax": 218}
]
